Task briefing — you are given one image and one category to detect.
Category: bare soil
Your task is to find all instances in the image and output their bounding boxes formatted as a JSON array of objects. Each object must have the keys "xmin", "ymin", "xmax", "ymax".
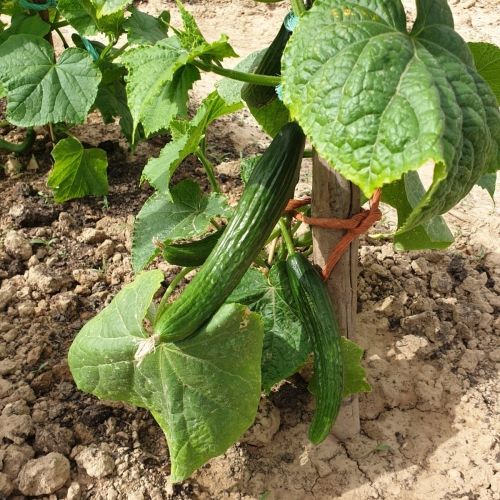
[{"xmin": 0, "ymin": 1, "xmax": 499, "ymax": 499}]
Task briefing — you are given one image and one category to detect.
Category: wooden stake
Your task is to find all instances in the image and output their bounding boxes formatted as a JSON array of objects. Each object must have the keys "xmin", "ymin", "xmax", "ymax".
[{"xmin": 312, "ymin": 153, "xmax": 361, "ymax": 439}]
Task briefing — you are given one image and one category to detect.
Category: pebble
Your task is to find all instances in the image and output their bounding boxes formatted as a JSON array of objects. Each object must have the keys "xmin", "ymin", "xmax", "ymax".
[
  {"xmin": 66, "ymin": 482, "xmax": 82, "ymax": 500},
  {"xmin": 96, "ymin": 239, "xmax": 115, "ymax": 260},
  {"xmin": 17, "ymin": 452, "xmax": 70, "ymax": 496},
  {"xmin": 3, "ymin": 231, "xmax": 32, "ymax": 261},
  {"xmin": 0, "ymin": 358, "xmax": 17, "ymax": 376},
  {"xmin": 430, "ymin": 271, "xmax": 453, "ymax": 294},
  {"xmin": 0, "ymin": 413, "xmax": 34, "ymax": 444},
  {"xmin": 72, "ymin": 268, "xmax": 101, "ymax": 287},
  {"xmin": 411, "ymin": 257, "xmax": 429, "ymax": 276},
  {"xmin": 2, "ymin": 444, "xmax": 35, "ymax": 480},
  {"xmin": 58, "ymin": 212, "xmax": 75, "ymax": 233},
  {"xmin": 75, "ymin": 446, "xmax": 115, "ymax": 478},
  {"xmin": 78, "ymin": 228, "xmax": 107, "ymax": 244},
  {"xmin": 0, "ymin": 283, "xmax": 16, "ymax": 311},
  {"xmin": 27, "ymin": 264, "xmax": 65, "ymax": 294},
  {"xmin": 401, "ymin": 312, "xmax": 440, "ymax": 342}
]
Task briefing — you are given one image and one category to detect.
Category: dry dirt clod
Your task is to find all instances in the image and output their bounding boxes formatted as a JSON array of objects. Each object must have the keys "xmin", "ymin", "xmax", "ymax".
[
  {"xmin": 0, "ymin": 471, "xmax": 14, "ymax": 497},
  {"xmin": 74, "ymin": 445, "xmax": 116, "ymax": 478},
  {"xmin": 3, "ymin": 230, "xmax": 32, "ymax": 261},
  {"xmin": 66, "ymin": 481, "xmax": 82, "ymax": 500},
  {"xmin": 78, "ymin": 228, "xmax": 107, "ymax": 244},
  {"xmin": 0, "ymin": 283, "xmax": 16, "ymax": 311},
  {"xmin": 17, "ymin": 452, "xmax": 70, "ymax": 496},
  {"xmin": 27, "ymin": 264, "xmax": 66, "ymax": 294},
  {"xmin": 242, "ymin": 399, "xmax": 281, "ymax": 447},
  {"xmin": 0, "ymin": 412, "xmax": 33, "ymax": 444}
]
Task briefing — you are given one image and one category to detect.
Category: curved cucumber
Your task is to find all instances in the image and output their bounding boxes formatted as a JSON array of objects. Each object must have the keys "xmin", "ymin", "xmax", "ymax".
[
  {"xmin": 155, "ymin": 122, "xmax": 306, "ymax": 342},
  {"xmin": 241, "ymin": 20, "xmax": 291, "ymax": 109},
  {"xmin": 163, "ymin": 228, "xmax": 224, "ymax": 267},
  {"xmin": 286, "ymin": 253, "xmax": 343, "ymax": 444}
]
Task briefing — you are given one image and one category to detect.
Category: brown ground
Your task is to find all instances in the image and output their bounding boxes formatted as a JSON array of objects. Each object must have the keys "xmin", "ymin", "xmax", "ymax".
[{"xmin": 0, "ymin": 1, "xmax": 499, "ymax": 499}]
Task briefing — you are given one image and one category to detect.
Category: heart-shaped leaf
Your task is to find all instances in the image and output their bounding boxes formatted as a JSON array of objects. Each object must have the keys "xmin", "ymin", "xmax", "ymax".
[
  {"xmin": 68, "ymin": 270, "xmax": 263, "ymax": 482},
  {"xmin": 282, "ymin": 0, "xmax": 500, "ymax": 233},
  {"xmin": 0, "ymin": 35, "xmax": 101, "ymax": 127}
]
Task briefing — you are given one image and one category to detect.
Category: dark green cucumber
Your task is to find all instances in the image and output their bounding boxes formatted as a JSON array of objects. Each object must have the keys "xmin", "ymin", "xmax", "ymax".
[
  {"xmin": 163, "ymin": 228, "xmax": 224, "ymax": 267},
  {"xmin": 241, "ymin": 20, "xmax": 291, "ymax": 109},
  {"xmin": 155, "ymin": 122, "xmax": 306, "ymax": 342},
  {"xmin": 286, "ymin": 253, "xmax": 343, "ymax": 444}
]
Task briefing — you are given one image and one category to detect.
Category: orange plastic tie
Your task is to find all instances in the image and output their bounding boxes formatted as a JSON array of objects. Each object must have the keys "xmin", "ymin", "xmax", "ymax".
[{"xmin": 288, "ymin": 189, "xmax": 382, "ymax": 281}]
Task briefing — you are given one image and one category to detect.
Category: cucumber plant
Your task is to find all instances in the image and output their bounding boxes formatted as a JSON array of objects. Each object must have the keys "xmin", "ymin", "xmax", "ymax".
[{"xmin": 2, "ymin": 0, "xmax": 498, "ymax": 484}]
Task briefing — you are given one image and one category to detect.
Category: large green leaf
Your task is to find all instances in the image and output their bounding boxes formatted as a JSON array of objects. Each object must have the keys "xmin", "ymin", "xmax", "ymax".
[
  {"xmin": 91, "ymin": 0, "xmax": 132, "ymax": 17},
  {"xmin": 48, "ymin": 137, "xmax": 108, "ymax": 203},
  {"xmin": 95, "ymin": 77, "xmax": 135, "ymax": 144},
  {"xmin": 0, "ymin": 12, "xmax": 50, "ymax": 44},
  {"xmin": 142, "ymin": 91, "xmax": 242, "ymax": 194},
  {"xmin": 68, "ymin": 270, "xmax": 263, "ymax": 482},
  {"xmin": 468, "ymin": 42, "xmax": 500, "ymax": 103},
  {"xmin": 282, "ymin": 0, "xmax": 500, "ymax": 233},
  {"xmin": 249, "ymin": 97, "xmax": 290, "ymax": 138},
  {"xmin": 57, "ymin": 0, "xmax": 124, "ymax": 38},
  {"xmin": 132, "ymin": 180, "xmax": 230, "ymax": 272},
  {"xmin": 121, "ymin": 29, "xmax": 235, "ymax": 139},
  {"xmin": 383, "ymin": 171, "xmax": 454, "ymax": 250},
  {"xmin": 124, "ymin": 7, "xmax": 169, "ymax": 46},
  {"xmin": 226, "ymin": 264, "xmax": 310, "ymax": 392},
  {"xmin": 0, "ymin": 35, "xmax": 101, "ymax": 127}
]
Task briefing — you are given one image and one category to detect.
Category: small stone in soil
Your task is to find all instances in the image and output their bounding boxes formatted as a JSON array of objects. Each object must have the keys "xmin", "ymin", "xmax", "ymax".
[
  {"xmin": 74, "ymin": 446, "xmax": 115, "ymax": 478},
  {"xmin": 3, "ymin": 230, "xmax": 32, "ymax": 261},
  {"xmin": 17, "ymin": 452, "xmax": 70, "ymax": 496}
]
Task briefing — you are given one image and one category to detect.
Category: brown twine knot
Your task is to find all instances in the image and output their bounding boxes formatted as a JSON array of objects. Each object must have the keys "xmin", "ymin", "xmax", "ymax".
[{"xmin": 285, "ymin": 189, "xmax": 382, "ymax": 281}]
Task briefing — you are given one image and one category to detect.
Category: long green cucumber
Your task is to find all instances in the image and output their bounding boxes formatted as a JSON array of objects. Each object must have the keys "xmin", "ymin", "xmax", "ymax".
[
  {"xmin": 155, "ymin": 122, "xmax": 306, "ymax": 342},
  {"xmin": 286, "ymin": 253, "xmax": 343, "ymax": 444},
  {"xmin": 241, "ymin": 20, "xmax": 291, "ymax": 109},
  {"xmin": 163, "ymin": 228, "xmax": 224, "ymax": 267}
]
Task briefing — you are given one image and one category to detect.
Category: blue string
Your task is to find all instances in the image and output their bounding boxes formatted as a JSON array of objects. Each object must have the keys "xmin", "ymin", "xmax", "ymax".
[
  {"xmin": 284, "ymin": 12, "xmax": 299, "ymax": 32},
  {"xmin": 19, "ymin": 0, "xmax": 56, "ymax": 11},
  {"xmin": 81, "ymin": 37, "xmax": 100, "ymax": 62}
]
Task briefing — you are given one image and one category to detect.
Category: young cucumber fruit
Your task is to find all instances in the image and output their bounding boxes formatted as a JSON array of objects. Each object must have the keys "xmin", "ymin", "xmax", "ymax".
[
  {"xmin": 241, "ymin": 20, "xmax": 291, "ymax": 109},
  {"xmin": 155, "ymin": 122, "xmax": 306, "ymax": 342},
  {"xmin": 286, "ymin": 253, "xmax": 344, "ymax": 444},
  {"xmin": 162, "ymin": 228, "xmax": 224, "ymax": 267}
]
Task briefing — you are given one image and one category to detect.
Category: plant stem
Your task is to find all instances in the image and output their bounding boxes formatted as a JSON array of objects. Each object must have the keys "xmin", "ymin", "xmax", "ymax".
[
  {"xmin": 54, "ymin": 27, "xmax": 69, "ymax": 48},
  {"xmin": 109, "ymin": 42, "xmax": 129, "ymax": 60},
  {"xmin": 48, "ymin": 123, "xmax": 55, "ymax": 143},
  {"xmin": 279, "ymin": 218, "xmax": 296, "ymax": 255},
  {"xmin": 196, "ymin": 148, "xmax": 221, "ymax": 194},
  {"xmin": 52, "ymin": 20, "xmax": 69, "ymax": 29},
  {"xmin": 0, "ymin": 128, "xmax": 36, "ymax": 155},
  {"xmin": 193, "ymin": 60, "xmax": 281, "ymax": 87},
  {"xmin": 157, "ymin": 267, "xmax": 194, "ymax": 318},
  {"xmin": 291, "ymin": 0, "xmax": 306, "ymax": 16}
]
